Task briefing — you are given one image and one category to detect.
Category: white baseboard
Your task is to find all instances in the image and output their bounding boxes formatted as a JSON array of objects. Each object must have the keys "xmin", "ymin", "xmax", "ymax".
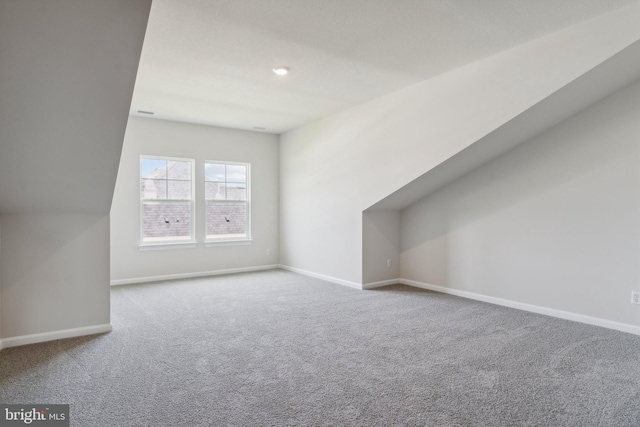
[
  {"xmin": 278, "ymin": 265, "xmax": 362, "ymax": 290},
  {"xmin": 362, "ymin": 279, "xmax": 401, "ymax": 290},
  {"xmin": 0, "ymin": 323, "xmax": 113, "ymax": 350},
  {"xmin": 400, "ymin": 278, "xmax": 640, "ymax": 336},
  {"xmin": 110, "ymin": 264, "xmax": 280, "ymax": 286},
  {"xmin": 112, "ymin": 264, "xmax": 640, "ymax": 337}
]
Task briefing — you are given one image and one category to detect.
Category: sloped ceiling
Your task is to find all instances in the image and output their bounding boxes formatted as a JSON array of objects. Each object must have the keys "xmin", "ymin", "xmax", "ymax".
[
  {"xmin": 367, "ymin": 39, "xmax": 640, "ymax": 211},
  {"xmin": 0, "ymin": 0, "xmax": 151, "ymax": 213},
  {"xmin": 131, "ymin": 0, "xmax": 639, "ymax": 134},
  {"xmin": 2, "ymin": 1, "xmax": 638, "ymax": 213}
]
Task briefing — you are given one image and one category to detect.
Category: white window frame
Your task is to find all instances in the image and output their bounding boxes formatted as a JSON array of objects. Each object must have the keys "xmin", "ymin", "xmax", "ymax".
[
  {"xmin": 139, "ymin": 155, "xmax": 196, "ymax": 250},
  {"xmin": 204, "ymin": 160, "xmax": 251, "ymax": 246}
]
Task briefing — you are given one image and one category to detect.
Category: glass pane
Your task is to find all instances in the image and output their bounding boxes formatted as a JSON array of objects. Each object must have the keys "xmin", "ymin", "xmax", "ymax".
[
  {"xmin": 205, "ymin": 182, "xmax": 226, "ymax": 200},
  {"xmin": 168, "ymin": 180, "xmax": 191, "ymax": 200},
  {"xmin": 142, "ymin": 201, "xmax": 192, "ymax": 241},
  {"xmin": 226, "ymin": 182, "xmax": 246, "ymax": 201},
  {"xmin": 205, "ymin": 163, "xmax": 225, "ymax": 182},
  {"xmin": 141, "ymin": 158, "xmax": 167, "ymax": 179},
  {"xmin": 226, "ymin": 164, "xmax": 246, "ymax": 183},
  {"xmin": 141, "ymin": 179, "xmax": 167, "ymax": 200},
  {"xmin": 206, "ymin": 201, "xmax": 246, "ymax": 238},
  {"xmin": 167, "ymin": 160, "xmax": 191, "ymax": 180}
]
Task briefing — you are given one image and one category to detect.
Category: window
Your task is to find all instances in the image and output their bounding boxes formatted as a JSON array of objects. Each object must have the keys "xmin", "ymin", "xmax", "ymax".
[
  {"xmin": 140, "ymin": 156, "xmax": 195, "ymax": 246},
  {"xmin": 205, "ymin": 161, "xmax": 250, "ymax": 242}
]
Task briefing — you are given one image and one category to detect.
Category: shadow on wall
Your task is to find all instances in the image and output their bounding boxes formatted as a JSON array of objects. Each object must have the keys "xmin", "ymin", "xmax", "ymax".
[
  {"xmin": 0, "ymin": 214, "xmax": 108, "ymax": 285},
  {"xmin": 397, "ymin": 80, "xmax": 640, "ymax": 312},
  {"xmin": 401, "ymin": 80, "xmax": 640, "ymax": 253},
  {"xmin": 0, "ymin": 213, "xmax": 111, "ymax": 338}
]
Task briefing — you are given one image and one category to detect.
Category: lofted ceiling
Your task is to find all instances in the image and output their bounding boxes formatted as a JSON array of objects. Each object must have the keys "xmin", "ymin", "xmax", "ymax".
[
  {"xmin": 130, "ymin": 0, "xmax": 638, "ymax": 134},
  {"xmin": 367, "ymin": 39, "xmax": 640, "ymax": 211}
]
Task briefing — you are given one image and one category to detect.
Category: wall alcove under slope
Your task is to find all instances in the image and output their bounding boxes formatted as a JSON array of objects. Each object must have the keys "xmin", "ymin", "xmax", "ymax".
[
  {"xmin": 363, "ymin": 40, "xmax": 640, "ymax": 333},
  {"xmin": 0, "ymin": 0, "xmax": 151, "ymax": 348}
]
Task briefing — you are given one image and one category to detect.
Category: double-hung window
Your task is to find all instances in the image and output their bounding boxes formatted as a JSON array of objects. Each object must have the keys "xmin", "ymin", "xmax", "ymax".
[
  {"xmin": 204, "ymin": 161, "xmax": 250, "ymax": 242},
  {"xmin": 140, "ymin": 156, "xmax": 195, "ymax": 246}
]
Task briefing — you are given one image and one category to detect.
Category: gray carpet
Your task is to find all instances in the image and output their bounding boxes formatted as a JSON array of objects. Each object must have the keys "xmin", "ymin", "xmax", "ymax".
[{"xmin": 1, "ymin": 269, "xmax": 640, "ymax": 426}]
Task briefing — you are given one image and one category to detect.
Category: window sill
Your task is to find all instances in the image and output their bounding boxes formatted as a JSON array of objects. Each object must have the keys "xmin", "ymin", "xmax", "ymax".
[
  {"xmin": 139, "ymin": 242, "xmax": 197, "ymax": 251},
  {"xmin": 204, "ymin": 239, "xmax": 252, "ymax": 247}
]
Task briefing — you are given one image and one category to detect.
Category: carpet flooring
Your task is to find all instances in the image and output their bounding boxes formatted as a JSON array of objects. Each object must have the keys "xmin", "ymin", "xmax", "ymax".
[{"xmin": 1, "ymin": 269, "xmax": 640, "ymax": 426}]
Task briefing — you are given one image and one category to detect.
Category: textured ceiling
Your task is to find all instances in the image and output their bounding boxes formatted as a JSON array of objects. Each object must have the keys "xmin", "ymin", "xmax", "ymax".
[{"xmin": 130, "ymin": 0, "xmax": 638, "ymax": 134}]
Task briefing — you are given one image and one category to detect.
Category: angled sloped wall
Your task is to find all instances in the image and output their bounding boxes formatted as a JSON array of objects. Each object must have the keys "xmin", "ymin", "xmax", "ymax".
[
  {"xmin": 0, "ymin": 0, "xmax": 150, "ymax": 348},
  {"xmin": 280, "ymin": 3, "xmax": 640, "ymax": 286},
  {"xmin": 401, "ymin": 78, "xmax": 640, "ymax": 331},
  {"xmin": 365, "ymin": 38, "xmax": 640, "ymax": 290}
]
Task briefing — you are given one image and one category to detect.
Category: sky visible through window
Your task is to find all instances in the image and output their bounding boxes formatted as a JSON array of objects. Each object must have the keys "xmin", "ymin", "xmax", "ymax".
[
  {"xmin": 140, "ymin": 157, "xmax": 194, "ymax": 242},
  {"xmin": 139, "ymin": 157, "xmax": 249, "ymax": 242},
  {"xmin": 141, "ymin": 158, "xmax": 166, "ymax": 178}
]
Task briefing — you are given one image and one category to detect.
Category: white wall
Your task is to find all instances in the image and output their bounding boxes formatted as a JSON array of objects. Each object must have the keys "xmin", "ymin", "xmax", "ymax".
[
  {"xmin": 110, "ymin": 117, "xmax": 279, "ymax": 283},
  {"xmin": 0, "ymin": 214, "xmax": 111, "ymax": 339},
  {"xmin": 401, "ymin": 79, "xmax": 640, "ymax": 327},
  {"xmin": 0, "ymin": 0, "xmax": 150, "ymax": 348},
  {"xmin": 0, "ymin": 0, "xmax": 151, "ymax": 214},
  {"xmin": 279, "ymin": 3, "xmax": 640, "ymax": 285},
  {"xmin": 362, "ymin": 211, "xmax": 400, "ymax": 285}
]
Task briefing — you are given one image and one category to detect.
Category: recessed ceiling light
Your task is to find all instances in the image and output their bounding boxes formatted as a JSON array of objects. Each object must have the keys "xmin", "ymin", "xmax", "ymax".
[{"xmin": 272, "ymin": 66, "xmax": 290, "ymax": 76}]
